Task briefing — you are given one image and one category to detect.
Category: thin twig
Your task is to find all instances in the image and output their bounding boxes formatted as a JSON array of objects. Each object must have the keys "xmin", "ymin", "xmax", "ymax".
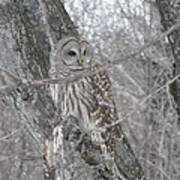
[
  {"xmin": 0, "ymin": 129, "xmax": 21, "ymax": 141},
  {"xmin": 0, "ymin": 23, "xmax": 180, "ymax": 93},
  {"xmin": 29, "ymin": 22, "xmax": 180, "ymax": 86},
  {"xmin": 113, "ymin": 22, "xmax": 180, "ymax": 65},
  {"xmin": 102, "ymin": 73, "xmax": 180, "ymax": 130},
  {"xmin": 0, "ymin": 67, "xmax": 20, "ymax": 84},
  {"xmin": 140, "ymin": 157, "xmax": 171, "ymax": 180}
]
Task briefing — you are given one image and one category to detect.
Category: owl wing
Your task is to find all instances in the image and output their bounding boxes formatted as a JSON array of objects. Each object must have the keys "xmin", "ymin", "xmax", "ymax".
[{"xmin": 90, "ymin": 63, "xmax": 143, "ymax": 179}]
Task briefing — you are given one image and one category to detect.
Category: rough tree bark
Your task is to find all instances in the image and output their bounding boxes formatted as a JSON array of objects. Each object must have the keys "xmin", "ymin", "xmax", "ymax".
[
  {"xmin": 0, "ymin": 0, "xmax": 80, "ymax": 179},
  {"xmin": 0, "ymin": 0, "xmax": 143, "ymax": 180},
  {"xmin": 156, "ymin": 0, "xmax": 180, "ymax": 126}
]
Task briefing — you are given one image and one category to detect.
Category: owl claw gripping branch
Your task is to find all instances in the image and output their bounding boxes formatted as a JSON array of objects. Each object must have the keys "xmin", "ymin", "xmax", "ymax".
[{"xmin": 49, "ymin": 36, "xmax": 144, "ymax": 179}]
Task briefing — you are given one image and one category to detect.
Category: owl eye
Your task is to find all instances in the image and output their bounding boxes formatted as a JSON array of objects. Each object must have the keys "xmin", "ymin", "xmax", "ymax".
[{"xmin": 68, "ymin": 50, "xmax": 76, "ymax": 56}]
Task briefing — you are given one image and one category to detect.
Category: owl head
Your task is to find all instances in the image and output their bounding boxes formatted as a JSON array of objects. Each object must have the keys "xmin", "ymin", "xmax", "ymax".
[{"xmin": 50, "ymin": 37, "xmax": 93, "ymax": 77}]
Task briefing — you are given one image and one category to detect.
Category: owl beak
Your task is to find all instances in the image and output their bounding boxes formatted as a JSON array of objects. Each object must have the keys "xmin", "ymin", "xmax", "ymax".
[{"xmin": 78, "ymin": 59, "xmax": 83, "ymax": 66}]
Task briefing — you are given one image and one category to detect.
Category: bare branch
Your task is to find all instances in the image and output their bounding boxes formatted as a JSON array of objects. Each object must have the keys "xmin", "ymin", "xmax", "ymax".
[
  {"xmin": 0, "ymin": 129, "xmax": 20, "ymax": 141},
  {"xmin": 103, "ymin": 73, "xmax": 180, "ymax": 130},
  {"xmin": 140, "ymin": 157, "xmax": 171, "ymax": 180},
  {"xmin": 1, "ymin": 22, "xmax": 180, "ymax": 95}
]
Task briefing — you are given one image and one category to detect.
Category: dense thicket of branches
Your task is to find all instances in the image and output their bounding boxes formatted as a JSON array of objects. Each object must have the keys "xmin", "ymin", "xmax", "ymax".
[
  {"xmin": 156, "ymin": 0, "xmax": 180, "ymax": 127},
  {"xmin": 0, "ymin": 0, "xmax": 179, "ymax": 180}
]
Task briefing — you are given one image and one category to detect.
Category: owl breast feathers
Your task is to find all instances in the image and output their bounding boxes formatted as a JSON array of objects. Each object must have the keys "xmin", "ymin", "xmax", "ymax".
[{"xmin": 49, "ymin": 37, "xmax": 143, "ymax": 179}]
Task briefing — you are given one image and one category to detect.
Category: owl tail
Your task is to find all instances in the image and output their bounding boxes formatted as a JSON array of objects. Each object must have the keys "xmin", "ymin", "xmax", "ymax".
[{"xmin": 113, "ymin": 135, "xmax": 144, "ymax": 179}]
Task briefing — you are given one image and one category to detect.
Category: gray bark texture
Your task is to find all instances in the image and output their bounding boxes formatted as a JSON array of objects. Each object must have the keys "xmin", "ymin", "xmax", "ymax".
[
  {"xmin": 156, "ymin": 0, "xmax": 180, "ymax": 127},
  {"xmin": 0, "ymin": 0, "xmax": 143, "ymax": 180},
  {"xmin": 0, "ymin": 0, "xmax": 82, "ymax": 179}
]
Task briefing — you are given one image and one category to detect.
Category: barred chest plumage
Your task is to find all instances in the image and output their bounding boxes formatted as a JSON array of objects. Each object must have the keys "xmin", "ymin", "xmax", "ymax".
[{"xmin": 56, "ymin": 76, "xmax": 97, "ymax": 131}]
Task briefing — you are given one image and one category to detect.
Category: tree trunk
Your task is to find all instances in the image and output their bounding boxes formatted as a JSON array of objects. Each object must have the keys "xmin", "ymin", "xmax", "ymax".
[
  {"xmin": 0, "ymin": 0, "xmax": 80, "ymax": 179},
  {"xmin": 156, "ymin": 0, "xmax": 180, "ymax": 126}
]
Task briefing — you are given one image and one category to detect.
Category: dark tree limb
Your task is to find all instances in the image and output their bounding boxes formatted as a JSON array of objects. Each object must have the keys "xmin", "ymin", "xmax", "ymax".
[
  {"xmin": 156, "ymin": 0, "xmax": 180, "ymax": 126},
  {"xmin": 2, "ymin": 0, "xmax": 77, "ymax": 179},
  {"xmin": 1, "ymin": 0, "xmax": 94, "ymax": 179}
]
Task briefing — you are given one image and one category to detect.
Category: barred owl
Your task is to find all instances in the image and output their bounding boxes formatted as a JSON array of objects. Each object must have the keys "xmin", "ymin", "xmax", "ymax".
[{"xmin": 49, "ymin": 37, "xmax": 143, "ymax": 179}]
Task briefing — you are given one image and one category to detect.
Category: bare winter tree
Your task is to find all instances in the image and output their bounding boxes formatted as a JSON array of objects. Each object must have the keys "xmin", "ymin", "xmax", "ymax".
[{"xmin": 0, "ymin": 0, "xmax": 180, "ymax": 180}]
